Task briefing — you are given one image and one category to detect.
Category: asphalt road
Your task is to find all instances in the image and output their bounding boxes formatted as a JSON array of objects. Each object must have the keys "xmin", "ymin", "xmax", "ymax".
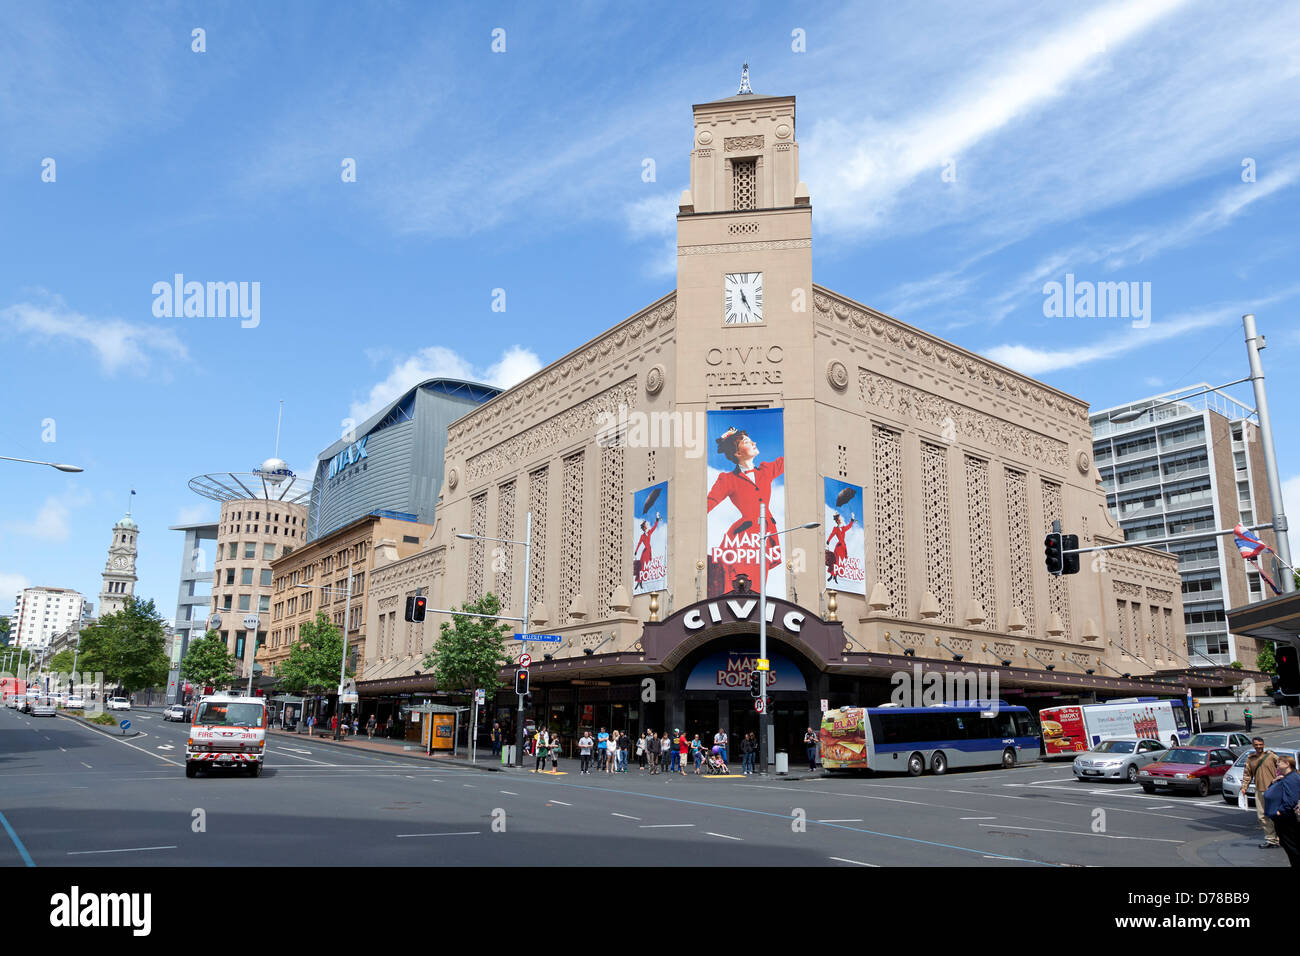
[{"xmin": 2, "ymin": 705, "xmax": 1296, "ymax": 867}]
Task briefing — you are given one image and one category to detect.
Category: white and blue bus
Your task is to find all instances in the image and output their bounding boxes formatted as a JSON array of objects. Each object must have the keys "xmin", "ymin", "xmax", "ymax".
[{"xmin": 820, "ymin": 702, "xmax": 1040, "ymax": 775}]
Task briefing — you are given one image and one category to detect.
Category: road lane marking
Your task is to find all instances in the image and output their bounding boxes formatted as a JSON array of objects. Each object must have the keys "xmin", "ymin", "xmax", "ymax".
[
  {"xmin": 59, "ymin": 748, "xmax": 66, "ymax": 752},
  {"xmin": 611, "ymin": 812, "xmax": 641, "ymax": 820},
  {"xmin": 280, "ymin": 747, "xmax": 314, "ymax": 754},
  {"xmin": 501, "ymin": 791, "xmax": 519, "ymax": 796},
  {"xmin": 639, "ymin": 824, "xmax": 694, "ymax": 828},
  {"xmin": 0, "ymin": 811, "xmax": 35, "ymax": 867},
  {"xmin": 816, "ymin": 818, "xmax": 863, "ymax": 823},
  {"xmin": 961, "ymin": 816, "xmax": 997, "ymax": 820},
  {"xmin": 396, "ymin": 832, "xmax": 479, "ymax": 838},
  {"xmin": 80, "ymin": 762, "xmax": 92, "ymax": 769},
  {"xmin": 705, "ymin": 832, "xmax": 742, "ymax": 841},
  {"xmin": 829, "ymin": 857, "xmax": 878, "ymax": 867},
  {"xmin": 463, "ymin": 784, "xmax": 476, "ymax": 789},
  {"xmin": 977, "ymin": 823, "xmax": 1184, "ymax": 843},
  {"xmin": 548, "ymin": 799, "xmax": 572, "ymax": 806},
  {"xmin": 67, "ymin": 845, "xmax": 177, "ymax": 856},
  {"xmin": 268, "ymin": 749, "xmax": 334, "ymax": 765}
]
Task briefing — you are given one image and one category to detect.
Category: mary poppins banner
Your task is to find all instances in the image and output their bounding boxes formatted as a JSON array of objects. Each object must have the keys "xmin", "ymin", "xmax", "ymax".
[
  {"xmin": 631, "ymin": 481, "xmax": 668, "ymax": 594},
  {"xmin": 823, "ymin": 477, "xmax": 866, "ymax": 595},
  {"xmin": 706, "ymin": 408, "xmax": 786, "ymax": 599}
]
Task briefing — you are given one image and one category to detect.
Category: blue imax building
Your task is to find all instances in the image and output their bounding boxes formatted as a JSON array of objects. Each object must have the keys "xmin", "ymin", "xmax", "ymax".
[{"xmin": 308, "ymin": 378, "xmax": 499, "ymax": 541}]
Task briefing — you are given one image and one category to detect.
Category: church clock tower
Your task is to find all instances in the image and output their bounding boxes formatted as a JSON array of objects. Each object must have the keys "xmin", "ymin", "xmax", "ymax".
[{"xmin": 99, "ymin": 505, "xmax": 139, "ymax": 617}]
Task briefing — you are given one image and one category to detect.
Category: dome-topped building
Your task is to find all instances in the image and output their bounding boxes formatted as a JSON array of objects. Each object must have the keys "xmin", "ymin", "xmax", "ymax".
[{"xmin": 100, "ymin": 497, "xmax": 140, "ymax": 617}]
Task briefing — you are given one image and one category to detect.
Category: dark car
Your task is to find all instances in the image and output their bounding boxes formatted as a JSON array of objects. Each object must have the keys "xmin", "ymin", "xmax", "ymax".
[{"xmin": 1138, "ymin": 746, "xmax": 1236, "ymax": 796}]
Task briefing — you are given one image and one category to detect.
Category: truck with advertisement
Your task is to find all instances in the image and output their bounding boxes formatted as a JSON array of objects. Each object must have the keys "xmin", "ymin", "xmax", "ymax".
[
  {"xmin": 1038, "ymin": 697, "xmax": 1191, "ymax": 756},
  {"xmin": 185, "ymin": 693, "xmax": 268, "ymax": 777}
]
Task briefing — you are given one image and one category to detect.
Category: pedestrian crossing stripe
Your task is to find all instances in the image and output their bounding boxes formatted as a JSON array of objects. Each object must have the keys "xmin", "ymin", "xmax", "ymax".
[{"xmin": 703, "ymin": 775, "xmax": 745, "ymax": 779}]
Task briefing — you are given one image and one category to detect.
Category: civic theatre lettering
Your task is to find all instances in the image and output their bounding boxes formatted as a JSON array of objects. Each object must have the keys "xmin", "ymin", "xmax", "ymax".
[
  {"xmin": 683, "ymin": 597, "xmax": 805, "ymax": 634},
  {"xmin": 328, "ymin": 437, "xmax": 368, "ymax": 480},
  {"xmin": 705, "ymin": 346, "xmax": 783, "ymax": 387}
]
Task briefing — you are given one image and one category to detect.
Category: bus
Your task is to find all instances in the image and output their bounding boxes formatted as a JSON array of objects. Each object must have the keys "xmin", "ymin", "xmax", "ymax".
[
  {"xmin": 820, "ymin": 702, "xmax": 1040, "ymax": 776},
  {"xmin": 1038, "ymin": 697, "xmax": 1191, "ymax": 756}
]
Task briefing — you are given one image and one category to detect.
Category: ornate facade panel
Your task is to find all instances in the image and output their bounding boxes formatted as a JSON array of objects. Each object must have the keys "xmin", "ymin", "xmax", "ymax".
[
  {"xmin": 1131, "ymin": 603, "xmax": 1143, "ymax": 661},
  {"xmin": 560, "ymin": 453, "xmax": 585, "ymax": 619},
  {"xmin": 1004, "ymin": 468, "xmax": 1035, "ymax": 633},
  {"xmin": 1116, "ymin": 599, "xmax": 1129, "ymax": 653},
  {"xmin": 965, "ymin": 456, "xmax": 996, "ymax": 630},
  {"xmin": 1041, "ymin": 480, "xmax": 1071, "ymax": 640},
  {"xmin": 872, "ymin": 425, "xmax": 907, "ymax": 617},
  {"xmin": 921, "ymin": 442, "xmax": 953, "ymax": 624},
  {"xmin": 464, "ymin": 379, "xmax": 638, "ymax": 483},
  {"xmin": 528, "ymin": 466, "xmax": 549, "ymax": 614},
  {"xmin": 859, "ymin": 371, "xmax": 1069, "ymax": 470},
  {"xmin": 496, "ymin": 479, "xmax": 516, "ymax": 612},
  {"xmin": 732, "ymin": 158, "xmax": 756, "ymax": 210},
  {"xmin": 469, "ymin": 492, "xmax": 487, "ymax": 600},
  {"xmin": 598, "ymin": 446, "xmax": 625, "ymax": 619}
]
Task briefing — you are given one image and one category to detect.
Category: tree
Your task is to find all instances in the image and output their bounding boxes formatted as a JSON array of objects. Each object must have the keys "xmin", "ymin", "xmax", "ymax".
[
  {"xmin": 48, "ymin": 650, "xmax": 76, "ymax": 674},
  {"xmin": 1257, "ymin": 641, "xmax": 1277, "ymax": 675},
  {"xmin": 180, "ymin": 630, "xmax": 238, "ymax": 689},
  {"xmin": 77, "ymin": 596, "xmax": 170, "ymax": 693},
  {"xmin": 277, "ymin": 612, "xmax": 350, "ymax": 696},
  {"xmin": 0, "ymin": 616, "xmax": 10, "ymax": 646},
  {"xmin": 423, "ymin": 593, "xmax": 511, "ymax": 696}
]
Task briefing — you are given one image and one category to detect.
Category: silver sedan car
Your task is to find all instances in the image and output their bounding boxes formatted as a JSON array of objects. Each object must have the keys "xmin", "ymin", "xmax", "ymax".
[
  {"xmin": 1222, "ymin": 747, "xmax": 1300, "ymax": 804},
  {"xmin": 1074, "ymin": 738, "xmax": 1168, "ymax": 783}
]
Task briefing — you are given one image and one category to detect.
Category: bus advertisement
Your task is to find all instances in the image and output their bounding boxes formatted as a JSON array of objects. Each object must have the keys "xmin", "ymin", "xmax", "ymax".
[
  {"xmin": 1037, "ymin": 698, "xmax": 1191, "ymax": 755},
  {"xmin": 819, "ymin": 703, "xmax": 1040, "ymax": 776},
  {"xmin": 1, "ymin": 676, "xmax": 26, "ymax": 705}
]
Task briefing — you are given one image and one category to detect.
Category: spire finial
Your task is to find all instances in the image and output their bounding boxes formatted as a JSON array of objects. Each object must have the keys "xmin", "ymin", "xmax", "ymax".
[{"xmin": 738, "ymin": 63, "xmax": 753, "ymax": 95}]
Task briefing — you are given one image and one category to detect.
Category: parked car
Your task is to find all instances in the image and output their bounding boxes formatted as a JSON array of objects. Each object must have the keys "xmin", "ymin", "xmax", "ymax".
[
  {"xmin": 1073, "ymin": 738, "xmax": 1167, "ymax": 783},
  {"xmin": 6, "ymin": 695, "xmax": 22, "ymax": 710},
  {"xmin": 1222, "ymin": 747, "xmax": 1300, "ymax": 804},
  {"xmin": 65, "ymin": 696, "xmax": 85, "ymax": 709},
  {"xmin": 1139, "ymin": 746, "xmax": 1236, "ymax": 796},
  {"xmin": 164, "ymin": 704, "xmax": 192, "ymax": 722},
  {"xmin": 1185, "ymin": 732, "xmax": 1253, "ymax": 755},
  {"xmin": 30, "ymin": 696, "xmax": 57, "ymax": 717},
  {"xmin": 106, "ymin": 697, "xmax": 132, "ymax": 711}
]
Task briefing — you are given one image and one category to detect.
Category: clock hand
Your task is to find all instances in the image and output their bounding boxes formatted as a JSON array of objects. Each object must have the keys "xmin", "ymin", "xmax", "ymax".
[{"xmin": 739, "ymin": 289, "xmax": 750, "ymax": 309}]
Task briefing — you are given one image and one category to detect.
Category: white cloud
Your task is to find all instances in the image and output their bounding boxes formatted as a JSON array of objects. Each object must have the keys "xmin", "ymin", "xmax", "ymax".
[
  {"xmin": 1281, "ymin": 475, "xmax": 1300, "ymax": 519},
  {"xmin": 0, "ymin": 297, "xmax": 188, "ymax": 375},
  {"xmin": 0, "ymin": 573, "xmax": 32, "ymax": 605},
  {"xmin": 349, "ymin": 345, "xmax": 543, "ymax": 424},
  {"xmin": 5, "ymin": 492, "xmax": 91, "ymax": 543}
]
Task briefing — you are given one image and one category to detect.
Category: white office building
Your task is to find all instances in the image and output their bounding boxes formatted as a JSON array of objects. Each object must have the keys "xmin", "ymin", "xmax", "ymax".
[
  {"xmin": 12, "ymin": 587, "xmax": 91, "ymax": 649},
  {"xmin": 1091, "ymin": 384, "xmax": 1275, "ymax": 667}
]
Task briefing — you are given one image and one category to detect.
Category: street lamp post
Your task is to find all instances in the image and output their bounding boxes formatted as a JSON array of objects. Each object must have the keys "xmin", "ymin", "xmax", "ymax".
[
  {"xmin": 0, "ymin": 455, "xmax": 83, "ymax": 472},
  {"xmin": 455, "ymin": 511, "xmax": 532, "ymax": 767},
  {"xmin": 757, "ymin": 504, "xmax": 820, "ymax": 776}
]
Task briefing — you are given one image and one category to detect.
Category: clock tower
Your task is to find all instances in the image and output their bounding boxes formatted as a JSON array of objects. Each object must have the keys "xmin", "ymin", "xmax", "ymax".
[{"xmin": 99, "ymin": 508, "xmax": 139, "ymax": 617}]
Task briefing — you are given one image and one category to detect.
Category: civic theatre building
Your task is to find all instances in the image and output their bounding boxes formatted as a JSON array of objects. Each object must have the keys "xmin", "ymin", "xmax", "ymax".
[{"xmin": 363, "ymin": 80, "xmax": 1191, "ymax": 752}]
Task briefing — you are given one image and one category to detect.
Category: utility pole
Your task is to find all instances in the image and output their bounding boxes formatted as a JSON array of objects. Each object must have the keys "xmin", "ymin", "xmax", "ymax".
[{"xmin": 1243, "ymin": 313, "xmax": 1294, "ymax": 593}]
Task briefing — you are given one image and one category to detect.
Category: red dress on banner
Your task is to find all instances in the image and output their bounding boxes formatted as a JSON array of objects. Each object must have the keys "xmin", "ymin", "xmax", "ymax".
[
  {"xmin": 707, "ymin": 457, "xmax": 785, "ymax": 592},
  {"xmin": 632, "ymin": 517, "xmax": 659, "ymax": 586},
  {"xmin": 826, "ymin": 518, "xmax": 853, "ymax": 579}
]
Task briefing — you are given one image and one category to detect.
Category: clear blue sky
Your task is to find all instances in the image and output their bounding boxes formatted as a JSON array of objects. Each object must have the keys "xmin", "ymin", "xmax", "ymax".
[{"xmin": 2, "ymin": 0, "xmax": 1299, "ymax": 620}]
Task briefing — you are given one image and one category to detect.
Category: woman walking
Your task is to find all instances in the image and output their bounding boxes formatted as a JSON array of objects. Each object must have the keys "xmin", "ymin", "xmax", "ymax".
[{"xmin": 534, "ymin": 727, "xmax": 550, "ymax": 773}]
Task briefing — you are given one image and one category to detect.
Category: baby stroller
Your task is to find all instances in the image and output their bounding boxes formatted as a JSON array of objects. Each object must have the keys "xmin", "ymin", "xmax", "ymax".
[{"xmin": 705, "ymin": 746, "xmax": 730, "ymax": 775}]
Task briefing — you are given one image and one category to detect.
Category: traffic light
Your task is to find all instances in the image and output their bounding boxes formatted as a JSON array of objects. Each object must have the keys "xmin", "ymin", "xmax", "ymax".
[
  {"xmin": 749, "ymin": 671, "xmax": 763, "ymax": 698},
  {"xmin": 1272, "ymin": 643, "xmax": 1300, "ymax": 707},
  {"xmin": 1044, "ymin": 532, "xmax": 1063, "ymax": 576},
  {"xmin": 404, "ymin": 595, "xmax": 427, "ymax": 622},
  {"xmin": 1062, "ymin": 534, "xmax": 1080, "ymax": 575},
  {"xmin": 515, "ymin": 668, "xmax": 529, "ymax": 697}
]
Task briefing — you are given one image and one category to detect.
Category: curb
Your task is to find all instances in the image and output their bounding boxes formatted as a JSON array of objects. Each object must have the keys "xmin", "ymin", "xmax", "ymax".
[
  {"xmin": 56, "ymin": 711, "xmax": 143, "ymax": 739},
  {"xmin": 265, "ymin": 730, "xmax": 504, "ymax": 772}
]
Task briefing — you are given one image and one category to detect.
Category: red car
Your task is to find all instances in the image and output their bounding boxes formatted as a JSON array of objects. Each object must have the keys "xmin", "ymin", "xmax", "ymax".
[{"xmin": 1138, "ymin": 746, "xmax": 1236, "ymax": 796}]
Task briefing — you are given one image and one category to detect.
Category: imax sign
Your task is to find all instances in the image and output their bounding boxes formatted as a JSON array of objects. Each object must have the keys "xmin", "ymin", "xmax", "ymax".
[{"xmin": 328, "ymin": 437, "xmax": 368, "ymax": 479}]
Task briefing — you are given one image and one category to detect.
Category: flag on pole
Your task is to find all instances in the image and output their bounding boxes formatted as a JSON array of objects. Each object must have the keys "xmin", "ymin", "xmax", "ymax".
[{"xmin": 1233, "ymin": 523, "xmax": 1270, "ymax": 559}]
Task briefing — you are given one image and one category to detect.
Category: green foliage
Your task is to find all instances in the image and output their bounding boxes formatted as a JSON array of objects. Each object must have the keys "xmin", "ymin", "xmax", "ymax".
[
  {"xmin": 77, "ymin": 596, "xmax": 170, "ymax": 693},
  {"xmin": 48, "ymin": 650, "xmax": 76, "ymax": 674},
  {"xmin": 422, "ymin": 593, "xmax": 510, "ymax": 696},
  {"xmin": 0, "ymin": 616, "xmax": 10, "ymax": 645},
  {"xmin": 1257, "ymin": 642, "xmax": 1277, "ymax": 675},
  {"xmin": 1229, "ymin": 660, "xmax": 1244, "ymax": 670},
  {"xmin": 277, "ymin": 612, "xmax": 350, "ymax": 695},
  {"xmin": 89, "ymin": 711, "xmax": 118, "ymax": 726},
  {"xmin": 180, "ymin": 630, "xmax": 239, "ymax": 689}
]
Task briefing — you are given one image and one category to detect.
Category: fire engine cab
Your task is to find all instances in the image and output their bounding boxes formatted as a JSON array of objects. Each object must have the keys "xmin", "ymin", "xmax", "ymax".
[{"xmin": 186, "ymin": 693, "xmax": 268, "ymax": 778}]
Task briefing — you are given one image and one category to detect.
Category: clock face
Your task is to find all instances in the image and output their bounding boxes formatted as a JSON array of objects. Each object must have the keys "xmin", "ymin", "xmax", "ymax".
[
  {"xmin": 114, "ymin": 557, "xmax": 127, "ymax": 569},
  {"xmin": 724, "ymin": 272, "xmax": 763, "ymax": 325}
]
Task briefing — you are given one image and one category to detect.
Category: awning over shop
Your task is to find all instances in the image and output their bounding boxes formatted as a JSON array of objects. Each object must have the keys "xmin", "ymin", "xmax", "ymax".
[{"xmin": 1228, "ymin": 592, "xmax": 1300, "ymax": 648}]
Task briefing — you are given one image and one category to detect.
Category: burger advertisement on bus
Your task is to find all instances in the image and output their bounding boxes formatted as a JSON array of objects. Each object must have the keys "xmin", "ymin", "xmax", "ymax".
[
  {"xmin": 1039, "ymin": 706, "xmax": 1088, "ymax": 754},
  {"xmin": 819, "ymin": 707, "xmax": 869, "ymax": 769}
]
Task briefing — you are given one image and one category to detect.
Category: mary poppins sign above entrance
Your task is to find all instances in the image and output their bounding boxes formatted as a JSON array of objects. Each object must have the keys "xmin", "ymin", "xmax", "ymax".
[{"xmin": 683, "ymin": 596, "xmax": 805, "ymax": 635}]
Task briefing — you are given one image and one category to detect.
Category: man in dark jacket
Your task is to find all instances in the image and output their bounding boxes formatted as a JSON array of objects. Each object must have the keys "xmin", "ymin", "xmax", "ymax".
[{"xmin": 1262, "ymin": 754, "xmax": 1300, "ymax": 867}]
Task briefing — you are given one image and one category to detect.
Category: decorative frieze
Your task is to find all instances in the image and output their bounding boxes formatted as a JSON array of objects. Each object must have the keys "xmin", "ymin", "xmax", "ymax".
[
  {"xmin": 724, "ymin": 134, "xmax": 764, "ymax": 151},
  {"xmin": 466, "ymin": 379, "xmax": 638, "ymax": 484},
  {"xmin": 860, "ymin": 371, "xmax": 1070, "ymax": 470},
  {"xmin": 678, "ymin": 238, "xmax": 812, "ymax": 257}
]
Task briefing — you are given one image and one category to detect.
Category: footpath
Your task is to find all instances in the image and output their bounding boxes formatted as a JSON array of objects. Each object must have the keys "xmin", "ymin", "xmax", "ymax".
[{"xmin": 263, "ymin": 727, "xmax": 824, "ymax": 779}]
